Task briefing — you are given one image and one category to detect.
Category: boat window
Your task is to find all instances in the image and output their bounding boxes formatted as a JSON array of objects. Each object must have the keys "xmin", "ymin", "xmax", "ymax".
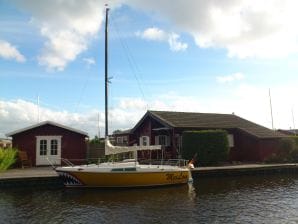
[
  {"xmin": 111, "ymin": 168, "xmax": 124, "ymax": 171},
  {"xmin": 124, "ymin": 167, "xmax": 136, "ymax": 171},
  {"xmin": 111, "ymin": 167, "xmax": 136, "ymax": 172}
]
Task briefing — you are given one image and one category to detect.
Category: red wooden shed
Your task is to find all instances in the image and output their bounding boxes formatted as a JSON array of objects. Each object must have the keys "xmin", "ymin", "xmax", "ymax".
[{"xmin": 6, "ymin": 121, "xmax": 88, "ymax": 166}]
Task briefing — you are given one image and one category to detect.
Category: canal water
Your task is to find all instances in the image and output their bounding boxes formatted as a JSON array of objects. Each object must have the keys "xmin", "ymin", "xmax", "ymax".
[{"xmin": 1, "ymin": 173, "xmax": 298, "ymax": 224}]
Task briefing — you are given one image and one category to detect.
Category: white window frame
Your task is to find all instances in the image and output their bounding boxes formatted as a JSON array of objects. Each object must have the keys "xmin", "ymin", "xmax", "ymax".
[
  {"xmin": 39, "ymin": 139, "xmax": 47, "ymax": 156},
  {"xmin": 116, "ymin": 137, "xmax": 123, "ymax": 144},
  {"xmin": 50, "ymin": 139, "xmax": 58, "ymax": 155},
  {"xmin": 36, "ymin": 136, "xmax": 62, "ymax": 165},
  {"xmin": 123, "ymin": 136, "xmax": 128, "ymax": 144},
  {"xmin": 140, "ymin": 136, "xmax": 150, "ymax": 146},
  {"xmin": 228, "ymin": 134, "xmax": 234, "ymax": 147},
  {"xmin": 155, "ymin": 135, "xmax": 169, "ymax": 146},
  {"xmin": 175, "ymin": 134, "xmax": 182, "ymax": 153}
]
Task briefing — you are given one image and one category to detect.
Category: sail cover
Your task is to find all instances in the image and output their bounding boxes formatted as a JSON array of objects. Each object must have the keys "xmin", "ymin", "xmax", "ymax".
[{"xmin": 105, "ymin": 138, "xmax": 161, "ymax": 155}]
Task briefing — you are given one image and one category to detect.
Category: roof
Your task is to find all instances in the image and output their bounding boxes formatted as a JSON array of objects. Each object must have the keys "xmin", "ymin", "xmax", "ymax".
[
  {"xmin": 133, "ymin": 110, "xmax": 285, "ymax": 139},
  {"xmin": 277, "ymin": 129, "xmax": 298, "ymax": 136},
  {"xmin": 113, "ymin": 129, "xmax": 132, "ymax": 135},
  {"xmin": 6, "ymin": 121, "xmax": 88, "ymax": 137}
]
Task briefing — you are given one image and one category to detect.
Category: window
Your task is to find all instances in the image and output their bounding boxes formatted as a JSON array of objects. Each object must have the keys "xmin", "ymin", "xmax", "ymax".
[
  {"xmin": 51, "ymin": 139, "xmax": 58, "ymax": 155},
  {"xmin": 228, "ymin": 134, "xmax": 234, "ymax": 147},
  {"xmin": 140, "ymin": 136, "xmax": 149, "ymax": 146},
  {"xmin": 40, "ymin": 140, "xmax": 47, "ymax": 155},
  {"xmin": 155, "ymin": 135, "xmax": 169, "ymax": 146},
  {"xmin": 123, "ymin": 136, "xmax": 128, "ymax": 144},
  {"xmin": 175, "ymin": 134, "xmax": 182, "ymax": 153},
  {"xmin": 117, "ymin": 137, "xmax": 123, "ymax": 144}
]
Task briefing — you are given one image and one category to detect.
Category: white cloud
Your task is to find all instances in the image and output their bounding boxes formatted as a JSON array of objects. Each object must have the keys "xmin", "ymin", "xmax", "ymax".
[
  {"xmin": 216, "ymin": 72, "xmax": 245, "ymax": 83},
  {"xmin": 136, "ymin": 27, "xmax": 188, "ymax": 52},
  {"xmin": 118, "ymin": 97, "xmax": 147, "ymax": 110},
  {"xmin": 2, "ymin": 84, "xmax": 298, "ymax": 138},
  {"xmin": 14, "ymin": 0, "xmax": 122, "ymax": 71},
  {"xmin": 168, "ymin": 33, "xmax": 188, "ymax": 52},
  {"xmin": 0, "ymin": 40, "xmax": 26, "ymax": 62},
  {"xmin": 8, "ymin": 0, "xmax": 298, "ymax": 68},
  {"xmin": 136, "ymin": 27, "xmax": 167, "ymax": 41},
  {"xmin": 129, "ymin": 0, "xmax": 298, "ymax": 58},
  {"xmin": 38, "ymin": 29, "xmax": 88, "ymax": 71},
  {"xmin": 83, "ymin": 57, "xmax": 96, "ymax": 67},
  {"xmin": 0, "ymin": 99, "xmax": 143, "ymax": 138}
]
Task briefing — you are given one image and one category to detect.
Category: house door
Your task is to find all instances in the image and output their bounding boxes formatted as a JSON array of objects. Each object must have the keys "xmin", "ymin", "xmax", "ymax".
[{"xmin": 36, "ymin": 136, "xmax": 61, "ymax": 165}]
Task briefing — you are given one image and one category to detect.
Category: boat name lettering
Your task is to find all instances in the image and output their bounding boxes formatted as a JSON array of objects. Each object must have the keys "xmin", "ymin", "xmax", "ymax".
[{"xmin": 166, "ymin": 173, "xmax": 187, "ymax": 181}]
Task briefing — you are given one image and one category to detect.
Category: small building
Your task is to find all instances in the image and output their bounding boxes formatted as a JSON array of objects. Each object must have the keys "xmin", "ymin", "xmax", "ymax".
[
  {"xmin": 6, "ymin": 121, "xmax": 88, "ymax": 166},
  {"xmin": 0, "ymin": 138, "xmax": 12, "ymax": 148},
  {"xmin": 114, "ymin": 110, "xmax": 286, "ymax": 162},
  {"xmin": 113, "ymin": 129, "xmax": 135, "ymax": 146}
]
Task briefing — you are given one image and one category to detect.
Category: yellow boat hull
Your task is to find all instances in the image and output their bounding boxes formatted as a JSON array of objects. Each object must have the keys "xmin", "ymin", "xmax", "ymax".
[{"xmin": 56, "ymin": 170, "xmax": 190, "ymax": 188}]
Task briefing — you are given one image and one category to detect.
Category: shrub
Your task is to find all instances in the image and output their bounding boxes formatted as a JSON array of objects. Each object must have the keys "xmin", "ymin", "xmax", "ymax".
[
  {"xmin": 289, "ymin": 149, "xmax": 298, "ymax": 162},
  {"xmin": 288, "ymin": 136, "xmax": 298, "ymax": 162},
  {"xmin": 265, "ymin": 137, "xmax": 296, "ymax": 163},
  {"xmin": 280, "ymin": 137, "xmax": 295, "ymax": 153},
  {"xmin": 289, "ymin": 136, "xmax": 298, "ymax": 146},
  {"xmin": 0, "ymin": 147, "xmax": 17, "ymax": 171},
  {"xmin": 182, "ymin": 130, "xmax": 230, "ymax": 166}
]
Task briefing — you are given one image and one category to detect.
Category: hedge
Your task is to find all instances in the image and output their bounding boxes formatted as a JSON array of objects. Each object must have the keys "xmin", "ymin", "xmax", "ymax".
[{"xmin": 182, "ymin": 130, "xmax": 230, "ymax": 166}]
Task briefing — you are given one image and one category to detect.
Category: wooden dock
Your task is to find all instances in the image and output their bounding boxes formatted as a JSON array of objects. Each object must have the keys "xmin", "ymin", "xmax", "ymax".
[
  {"xmin": 0, "ymin": 167, "xmax": 62, "ymax": 188},
  {"xmin": 192, "ymin": 163, "xmax": 298, "ymax": 177}
]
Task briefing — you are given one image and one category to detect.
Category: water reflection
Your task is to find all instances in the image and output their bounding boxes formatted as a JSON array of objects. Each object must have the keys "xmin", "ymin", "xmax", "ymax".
[
  {"xmin": 196, "ymin": 174, "xmax": 297, "ymax": 196},
  {"xmin": 1, "ymin": 173, "xmax": 298, "ymax": 224},
  {"xmin": 187, "ymin": 182, "xmax": 196, "ymax": 201},
  {"xmin": 60, "ymin": 184, "xmax": 193, "ymax": 204}
]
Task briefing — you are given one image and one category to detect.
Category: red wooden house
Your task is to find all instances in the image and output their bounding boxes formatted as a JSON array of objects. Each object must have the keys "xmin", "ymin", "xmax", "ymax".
[
  {"xmin": 114, "ymin": 110, "xmax": 286, "ymax": 162},
  {"xmin": 6, "ymin": 121, "xmax": 88, "ymax": 166}
]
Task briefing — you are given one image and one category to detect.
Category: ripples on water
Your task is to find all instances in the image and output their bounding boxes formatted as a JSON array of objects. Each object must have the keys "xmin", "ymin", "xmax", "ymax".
[{"xmin": 1, "ymin": 174, "xmax": 298, "ymax": 224}]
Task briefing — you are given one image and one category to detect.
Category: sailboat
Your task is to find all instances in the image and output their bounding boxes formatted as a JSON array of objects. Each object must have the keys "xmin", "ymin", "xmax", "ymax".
[{"xmin": 54, "ymin": 7, "xmax": 192, "ymax": 188}]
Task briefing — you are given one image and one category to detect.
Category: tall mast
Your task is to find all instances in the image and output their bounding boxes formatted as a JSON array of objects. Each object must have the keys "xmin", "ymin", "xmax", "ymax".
[
  {"xmin": 269, "ymin": 88, "xmax": 274, "ymax": 130},
  {"xmin": 105, "ymin": 6, "xmax": 109, "ymax": 138},
  {"xmin": 292, "ymin": 108, "xmax": 296, "ymax": 135}
]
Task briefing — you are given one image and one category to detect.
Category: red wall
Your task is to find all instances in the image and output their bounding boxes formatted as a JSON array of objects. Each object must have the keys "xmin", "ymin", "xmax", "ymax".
[
  {"xmin": 12, "ymin": 124, "xmax": 87, "ymax": 166},
  {"xmin": 228, "ymin": 130, "xmax": 280, "ymax": 162}
]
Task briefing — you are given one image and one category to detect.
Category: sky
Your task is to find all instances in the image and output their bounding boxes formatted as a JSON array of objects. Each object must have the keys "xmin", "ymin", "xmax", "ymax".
[{"xmin": 1, "ymin": 0, "xmax": 298, "ymax": 138}]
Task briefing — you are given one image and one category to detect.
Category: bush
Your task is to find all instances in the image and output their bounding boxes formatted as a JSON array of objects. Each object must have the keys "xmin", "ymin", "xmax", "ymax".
[
  {"xmin": 182, "ymin": 130, "xmax": 230, "ymax": 166},
  {"xmin": 279, "ymin": 137, "xmax": 295, "ymax": 159},
  {"xmin": 288, "ymin": 136, "xmax": 298, "ymax": 162},
  {"xmin": 265, "ymin": 137, "xmax": 296, "ymax": 163},
  {"xmin": 289, "ymin": 136, "xmax": 298, "ymax": 145},
  {"xmin": 0, "ymin": 147, "xmax": 17, "ymax": 171},
  {"xmin": 289, "ymin": 149, "xmax": 298, "ymax": 162}
]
